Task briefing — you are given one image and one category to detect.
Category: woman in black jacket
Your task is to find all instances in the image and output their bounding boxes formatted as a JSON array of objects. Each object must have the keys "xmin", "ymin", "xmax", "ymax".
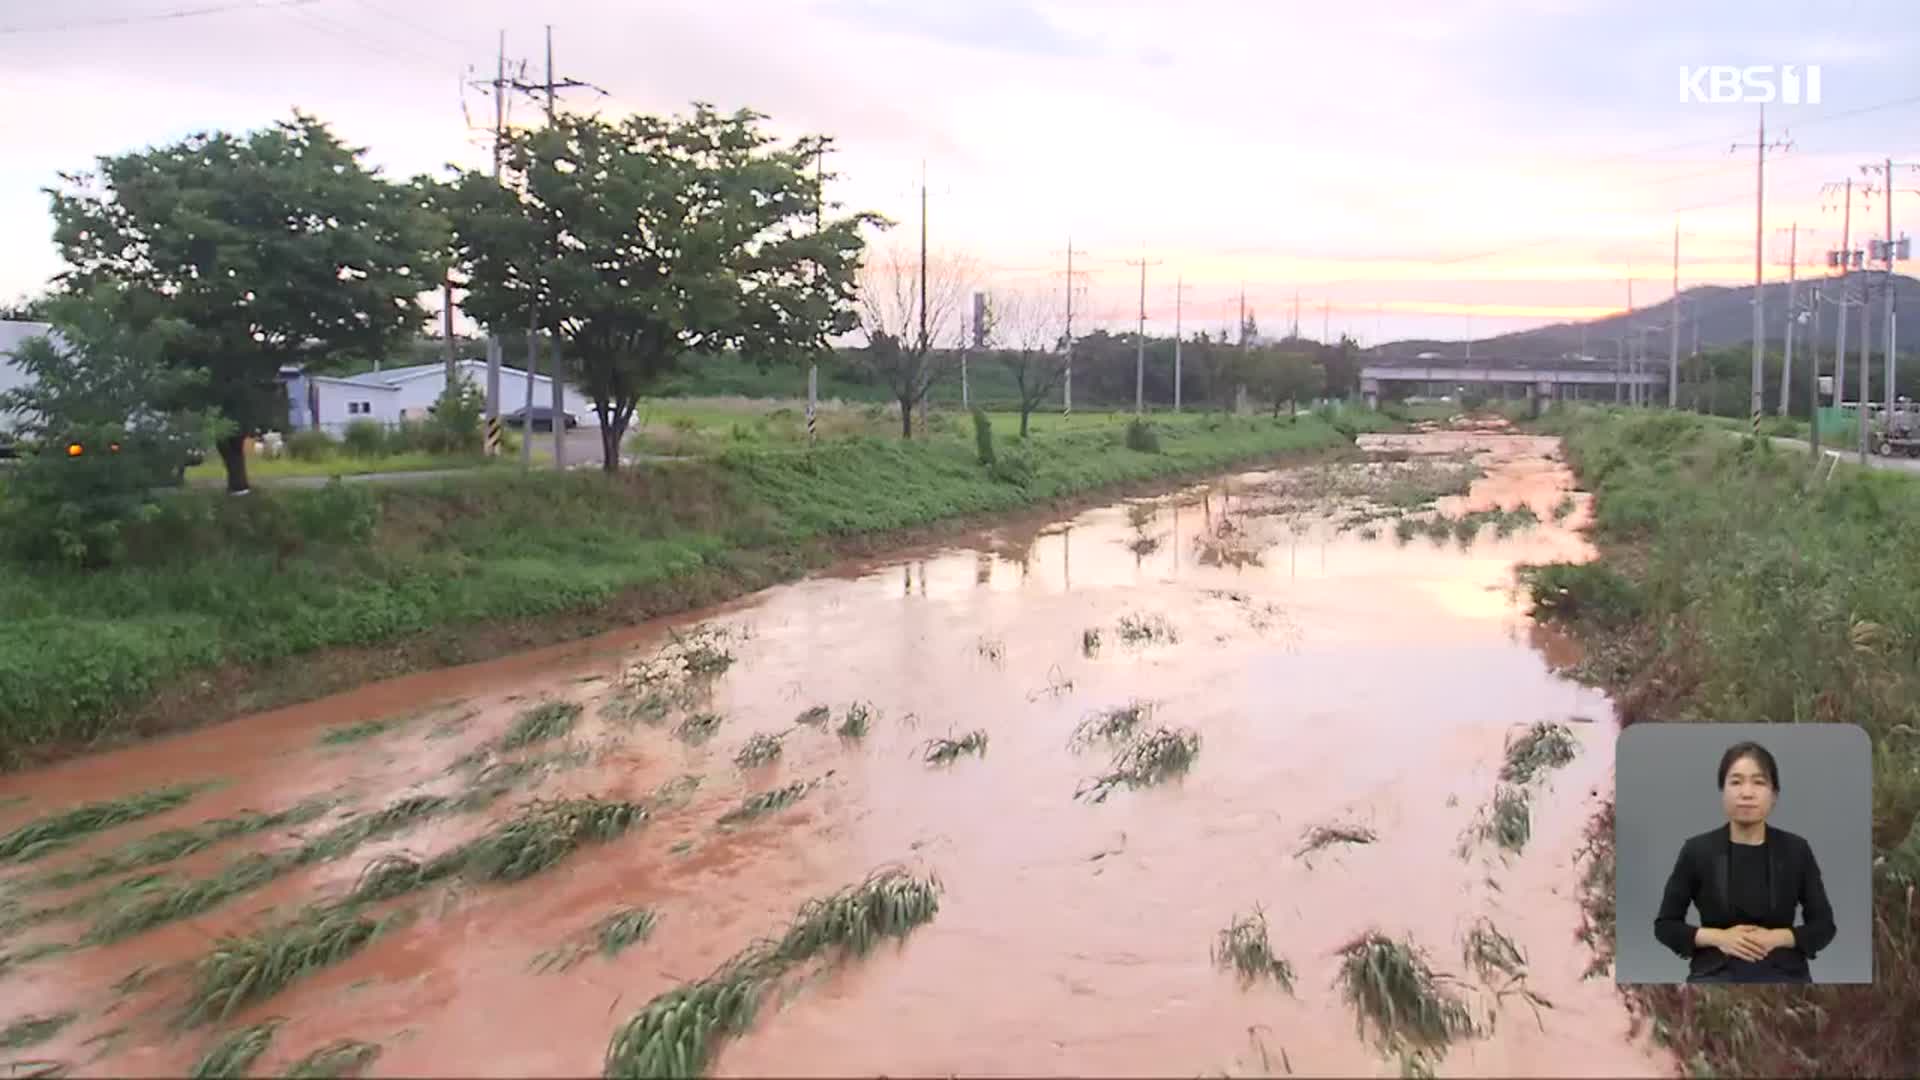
[{"xmin": 1652, "ymin": 740, "xmax": 1837, "ymax": 984}]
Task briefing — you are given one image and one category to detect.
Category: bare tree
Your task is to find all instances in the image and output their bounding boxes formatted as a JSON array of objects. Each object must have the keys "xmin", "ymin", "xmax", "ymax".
[
  {"xmin": 856, "ymin": 245, "xmax": 976, "ymax": 438},
  {"xmin": 988, "ymin": 287, "xmax": 1070, "ymax": 437}
]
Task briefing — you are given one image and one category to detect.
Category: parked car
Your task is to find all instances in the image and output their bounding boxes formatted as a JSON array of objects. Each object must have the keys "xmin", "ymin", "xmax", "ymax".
[{"xmin": 504, "ymin": 406, "xmax": 579, "ymax": 433}]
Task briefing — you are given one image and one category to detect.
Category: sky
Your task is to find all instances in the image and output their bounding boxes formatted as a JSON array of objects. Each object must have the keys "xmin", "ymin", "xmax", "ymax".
[{"xmin": 3, "ymin": 0, "xmax": 1919, "ymax": 347}]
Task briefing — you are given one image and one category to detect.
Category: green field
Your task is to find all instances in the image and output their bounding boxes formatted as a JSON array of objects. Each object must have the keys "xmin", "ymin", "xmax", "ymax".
[
  {"xmin": 1524, "ymin": 407, "xmax": 1920, "ymax": 1077},
  {"xmin": 0, "ymin": 407, "xmax": 1389, "ymax": 767}
]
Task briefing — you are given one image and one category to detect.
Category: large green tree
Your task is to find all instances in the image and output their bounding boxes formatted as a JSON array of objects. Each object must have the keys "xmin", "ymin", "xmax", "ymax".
[
  {"xmin": 47, "ymin": 113, "xmax": 445, "ymax": 492},
  {"xmin": 444, "ymin": 107, "xmax": 877, "ymax": 470}
]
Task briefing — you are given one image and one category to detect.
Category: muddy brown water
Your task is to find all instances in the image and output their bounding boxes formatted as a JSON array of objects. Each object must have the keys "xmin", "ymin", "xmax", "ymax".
[{"xmin": 0, "ymin": 432, "xmax": 1668, "ymax": 1078}]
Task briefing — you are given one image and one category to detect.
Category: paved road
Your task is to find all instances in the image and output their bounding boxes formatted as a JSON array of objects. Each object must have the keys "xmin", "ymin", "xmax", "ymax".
[{"xmin": 1745, "ymin": 432, "xmax": 1920, "ymax": 476}]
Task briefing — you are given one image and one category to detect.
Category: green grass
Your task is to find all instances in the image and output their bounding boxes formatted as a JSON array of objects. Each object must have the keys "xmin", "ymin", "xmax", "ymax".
[
  {"xmin": 1334, "ymin": 932, "xmax": 1476, "ymax": 1056},
  {"xmin": 456, "ymin": 798, "xmax": 645, "ymax": 884},
  {"xmin": 280, "ymin": 1039, "xmax": 381, "ymax": 1078},
  {"xmin": 498, "ymin": 701, "xmax": 581, "ymax": 751},
  {"xmin": 1498, "ymin": 721, "xmax": 1578, "ymax": 785},
  {"xmin": 184, "ymin": 910, "xmax": 391, "ymax": 1026},
  {"xmin": 318, "ymin": 716, "xmax": 406, "ymax": 745},
  {"xmin": 0, "ymin": 1012, "xmax": 74, "ymax": 1050},
  {"xmin": 919, "ymin": 730, "xmax": 988, "ymax": 765},
  {"xmin": 1295, "ymin": 821, "xmax": 1379, "ymax": 859},
  {"xmin": 603, "ymin": 866, "xmax": 940, "ymax": 1078},
  {"xmin": 190, "ymin": 1019, "xmax": 283, "ymax": 1079},
  {"xmin": 1531, "ymin": 408, "xmax": 1920, "ymax": 1075},
  {"xmin": 1076, "ymin": 726, "xmax": 1201, "ymax": 803},
  {"xmin": 32, "ymin": 797, "xmax": 331, "ymax": 892},
  {"xmin": 0, "ymin": 783, "xmax": 209, "ymax": 864},
  {"xmin": 733, "ymin": 732, "xmax": 784, "ymax": 768},
  {"xmin": 595, "ymin": 907, "xmax": 657, "ymax": 957},
  {"xmin": 185, "ymin": 451, "xmax": 490, "ymax": 483},
  {"xmin": 0, "ymin": 941, "xmax": 71, "ymax": 975},
  {"xmin": 717, "ymin": 780, "xmax": 816, "ymax": 825},
  {"xmin": 1213, "ymin": 908, "xmax": 1296, "ymax": 992},
  {"xmin": 0, "ymin": 411, "xmax": 1369, "ymax": 769}
]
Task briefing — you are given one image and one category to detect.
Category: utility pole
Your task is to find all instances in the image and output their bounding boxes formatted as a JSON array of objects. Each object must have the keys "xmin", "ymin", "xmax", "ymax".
[
  {"xmin": 1809, "ymin": 281, "xmax": 1822, "ymax": 459},
  {"xmin": 1174, "ymin": 275, "xmax": 1188, "ymax": 412},
  {"xmin": 1779, "ymin": 224, "xmax": 1798, "ymax": 416},
  {"xmin": 1128, "ymin": 255, "xmax": 1161, "ymax": 414},
  {"xmin": 1058, "ymin": 238, "xmax": 1084, "ymax": 418},
  {"xmin": 916, "ymin": 161, "xmax": 928, "ymax": 437},
  {"xmin": 1864, "ymin": 158, "xmax": 1920, "ymax": 413},
  {"xmin": 1669, "ymin": 224, "xmax": 1681, "ymax": 408},
  {"xmin": 1618, "ymin": 277, "xmax": 1631, "ymax": 404},
  {"xmin": 1292, "ymin": 289, "xmax": 1301, "ymax": 339},
  {"xmin": 1734, "ymin": 105, "xmax": 1794, "ymax": 432},
  {"xmin": 507, "ymin": 24, "xmax": 602, "ymax": 470},
  {"xmin": 807, "ymin": 140, "xmax": 834, "ymax": 446},
  {"xmin": 1823, "ymin": 178, "xmax": 1860, "ymax": 460},
  {"xmin": 1322, "ymin": 299, "xmax": 1330, "ymax": 344}
]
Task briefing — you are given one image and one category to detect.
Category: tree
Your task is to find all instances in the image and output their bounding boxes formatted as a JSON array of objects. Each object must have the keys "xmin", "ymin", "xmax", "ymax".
[
  {"xmin": 988, "ymin": 288, "xmax": 1069, "ymax": 437},
  {"xmin": 0, "ymin": 291, "xmax": 225, "ymax": 566},
  {"xmin": 856, "ymin": 245, "xmax": 976, "ymax": 438},
  {"xmin": 1243, "ymin": 346, "xmax": 1325, "ymax": 417},
  {"xmin": 46, "ymin": 113, "xmax": 444, "ymax": 493},
  {"xmin": 444, "ymin": 107, "xmax": 875, "ymax": 471}
]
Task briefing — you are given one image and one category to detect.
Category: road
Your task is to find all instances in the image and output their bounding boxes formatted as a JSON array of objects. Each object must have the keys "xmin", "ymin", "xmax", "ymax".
[{"xmin": 1753, "ymin": 433, "xmax": 1920, "ymax": 476}]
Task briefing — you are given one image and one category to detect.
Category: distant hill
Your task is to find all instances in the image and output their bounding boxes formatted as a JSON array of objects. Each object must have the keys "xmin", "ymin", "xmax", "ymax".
[{"xmin": 1371, "ymin": 273, "xmax": 1920, "ymax": 362}]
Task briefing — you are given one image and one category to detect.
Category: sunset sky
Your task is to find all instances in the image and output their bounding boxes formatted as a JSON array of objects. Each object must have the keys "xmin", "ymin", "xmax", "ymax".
[{"xmin": 2, "ymin": 0, "xmax": 1918, "ymax": 345}]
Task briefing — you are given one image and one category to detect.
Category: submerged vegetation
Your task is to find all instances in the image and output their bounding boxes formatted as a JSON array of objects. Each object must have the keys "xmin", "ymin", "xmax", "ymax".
[
  {"xmin": 604, "ymin": 867, "xmax": 941, "ymax": 1078},
  {"xmin": 0, "ymin": 784, "xmax": 208, "ymax": 864},
  {"xmin": 1212, "ymin": 908, "xmax": 1296, "ymax": 992},
  {"xmin": 1069, "ymin": 701, "xmax": 1152, "ymax": 748},
  {"xmin": 1499, "ymin": 720, "xmax": 1578, "ymax": 785},
  {"xmin": 920, "ymin": 730, "xmax": 988, "ymax": 765},
  {"xmin": 1334, "ymin": 932, "xmax": 1476, "ymax": 1064},
  {"xmin": 1076, "ymin": 726, "xmax": 1201, "ymax": 803},
  {"xmin": 1295, "ymin": 821, "xmax": 1379, "ymax": 860}
]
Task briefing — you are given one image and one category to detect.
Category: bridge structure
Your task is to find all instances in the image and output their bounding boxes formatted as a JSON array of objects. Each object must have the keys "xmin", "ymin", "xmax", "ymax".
[{"xmin": 1358, "ymin": 360, "xmax": 1666, "ymax": 412}]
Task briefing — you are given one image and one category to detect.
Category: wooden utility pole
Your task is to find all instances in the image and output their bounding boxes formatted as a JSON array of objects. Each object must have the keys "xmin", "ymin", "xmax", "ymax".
[
  {"xmin": 1173, "ymin": 275, "xmax": 1188, "ymax": 412},
  {"xmin": 1127, "ymin": 256, "xmax": 1162, "ymax": 414},
  {"xmin": 1809, "ymin": 282, "xmax": 1822, "ymax": 460},
  {"xmin": 1824, "ymin": 178, "xmax": 1859, "ymax": 461}
]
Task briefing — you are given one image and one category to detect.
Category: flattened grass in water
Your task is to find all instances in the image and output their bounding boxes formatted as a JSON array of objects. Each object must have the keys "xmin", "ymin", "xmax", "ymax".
[
  {"xmin": 1461, "ymin": 785, "xmax": 1532, "ymax": 855},
  {"xmin": 185, "ymin": 909, "xmax": 391, "ymax": 1026},
  {"xmin": 0, "ymin": 942, "xmax": 71, "ymax": 976},
  {"xmin": 318, "ymin": 716, "xmax": 405, "ymax": 746},
  {"xmin": 920, "ymin": 730, "xmax": 988, "ymax": 765},
  {"xmin": 674, "ymin": 712, "xmax": 724, "ymax": 745},
  {"xmin": 733, "ymin": 733, "xmax": 784, "ymax": 768},
  {"xmin": 1076, "ymin": 727, "xmax": 1201, "ymax": 803},
  {"xmin": 835, "ymin": 702, "xmax": 872, "ymax": 739},
  {"xmin": 1213, "ymin": 908, "xmax": 1296, "ymax": 992},
  {"xmin": 282, "ymin": 1039, "xmax": 381, "ymax": 1079},
  {"xmin": 499, "ymin": 701, "xmax": 581, "ymax": 751},
  {"xmin": 0, "ymin": 1013, "xmax": 74, "ymax": 1049},
  {"xmin": 604, "ymin": 867, "xmax": 941, "ymax": 1079},
  {"xmin": 1499, "ymin": 720, "xmax": 1578, "ymax": 785},
  {"xmin": 1070, "ymin": 701, "xmax": 1152, "ymax": 748},
  {"xmin": 1115, "ymin": 612, "xmax": 1179, "ymax": 645},
  {"xmin": 794, "ymin": 705, "xmax": 831, "ymax": 726},
  {"xmin": 458, "ymin": 797, "xmax": 645, "ymax": 884},
  {"xmin": 534, "ymin": 906, "xmax": 660, "ymax": 974},
  {"xmin": 1296, "ymin": 821, "xmax": 1379, "ymax": 859},
  {"xmin": 717, "ymin": 779, "xmax": 819, "ymax": 825},
  {"xmin": 1335, "ymin": 932, "xmax": 1476, "ymax": 1055},
  {"xmin": 189, "ymin": 1019, "xmax": 282, "ymax": 1079},
  {"xmin": 33, "ymin": 798, "xmax": 332, "ymax": 892},
  {"xmin": 0, "ymin": 783, "xmax": 208, "ymax": 864}
]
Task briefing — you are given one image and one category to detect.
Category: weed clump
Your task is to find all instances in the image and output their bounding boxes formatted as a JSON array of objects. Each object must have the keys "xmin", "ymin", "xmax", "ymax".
[
  {"xmin": 674, "ymin": 712, "xmax": 724, "ymax": 745},
  {"xmin": 718, "ymin": 779, "xmax": 817, "ymax": 825},
  {"xmin": 1460, "ymin": 786, "xmax": 1532, "ymax": 857},
  {"xmin": 458, "ymin": 798, "xmax": 645, "ymax": 884},
  {"xmin": 1070, "ymin": 701, "xmax": 1152, "ymax": 747},
  {"xmin": 1076, "ymin": 727, "xmax": 1201, "ymax": 803},
  {"xmin": 0, "ymin": 784, "xmax": 208, "ymax": 864},
  {"xmin": 283, "ymin": 1039, "xmax": 381, "ymax": 1079},
  {"xmin": 1296, "ymin": 821, "xmax": 1379, "ymax": 859},
  {"xmin": 500, "ymin": 701, "xmax": 581, "ymax": 751},
  {"xmin": 189, "ymin": 1019, "xmax": 282, "ymax": 1079},
  {"xmin": 1213, "ymin": 908, "xmax": 1296, "ymax": 992},
  {"xmin": 1081, "ymin": 628, "xmax": 1102, "ymax": 656},
  {"xmin": 603, "ymin": 867, "xmax": 941, "ymax": 1079},
  {"xmin": 1334, "ymin": 932, "xmax": 1476, "ymax": 1057},
  {"xmin": 920, "ymin": 730, "xmax": 988, "ymax": 765},
  {"xmin": 794, "ymin": 705, "xmax": 831, "ymax": 726},
  {"xmin": 1124, "ymin": 418, "xmax": 1161, "ymax": 453},
  {"xmin": 1499, "ymin": 721, "xmax": 1578, "ymax": 785},
  {"xmin": 34, "ymin": 797, "xmax": 330, "ymax": 892},
  {"xmin": 733, "ymin": 732, "xmax": 784, "ymax": 768},
  {"xmin": 1115, "ymin": 612, "xmax": 1179, "ymax": 645},
  {"xmin": 835, "ymin": 702, "xmax": 873, "ymax": 739},
  {"xmin": 184, "ymin": 910, "xmax": 387, "ymax": 1026}
]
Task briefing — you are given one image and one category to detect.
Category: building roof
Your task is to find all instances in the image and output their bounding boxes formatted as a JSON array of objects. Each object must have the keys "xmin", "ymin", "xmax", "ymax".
[{"xmin": 307, "ymin": 374, "xmax": 401, "ymax": 392}]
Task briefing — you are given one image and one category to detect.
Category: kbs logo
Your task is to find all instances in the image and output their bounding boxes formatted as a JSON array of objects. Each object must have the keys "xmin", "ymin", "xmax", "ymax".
[{"xmin": 1679, "ymin": 65, "xmax": 1822, "ymax": 105}]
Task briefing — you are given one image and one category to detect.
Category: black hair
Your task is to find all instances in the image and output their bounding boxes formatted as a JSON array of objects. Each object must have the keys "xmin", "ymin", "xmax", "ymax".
[{"xmin": 1717, "ymin": 740, "xmax": 1781, "ymax": 792}]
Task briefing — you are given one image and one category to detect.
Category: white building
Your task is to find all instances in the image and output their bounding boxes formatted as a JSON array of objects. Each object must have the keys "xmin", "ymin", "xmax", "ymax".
[
  {"xmin": 0, "ymin": 320, "xmax": 57, "ymax": 436},
  {"xmin": 289, "ymin": 359, "xmax": 599, "ymax": 434}
]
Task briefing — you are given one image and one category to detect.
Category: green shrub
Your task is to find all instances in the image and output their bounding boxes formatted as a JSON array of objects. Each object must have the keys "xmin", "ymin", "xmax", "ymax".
[
  {"xmin": 285, "ymin": 430, "xmax": 336, "ymax": 461},
  {"xmin": 1521, "ymin": 561, "xmax": 1642, "ymax": 629},
  {"xmin": 1124, "ymin": 418, "xmax": 1161, "ymax": 454},
  {"xmin": 426, "ymin": 374, "xmax": 485, "ymax": 454},
  {"xmin": 972, "ymin": 408, "xmax": 995, "ymax": 466},
  {"xmin": 989, "ymin": 449, "xmax": 1034, "ymax": 487},
  {"xmin": 341, "ymin": 421, "xmax": 388, "ymax": 458}
]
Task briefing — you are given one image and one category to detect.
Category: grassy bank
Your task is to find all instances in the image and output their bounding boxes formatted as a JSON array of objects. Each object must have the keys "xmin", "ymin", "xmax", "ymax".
[
  {"xmin": 1522, "ymin": 407, "xmax": 1920, "ymax": 1077},
  {"xmin": 0, "ymin": 409, "xmax": 1386, "ymax": 769}
]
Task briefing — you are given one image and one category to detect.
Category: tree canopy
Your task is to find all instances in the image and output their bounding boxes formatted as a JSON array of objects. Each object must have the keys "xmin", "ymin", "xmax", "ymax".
[
  {"xmin": 444, "ymin": 106, "xmax": 878, "ymax": 469},
  {"xmin": 46, "ymin": 112, "xmax": 444, "ymax": 491}
]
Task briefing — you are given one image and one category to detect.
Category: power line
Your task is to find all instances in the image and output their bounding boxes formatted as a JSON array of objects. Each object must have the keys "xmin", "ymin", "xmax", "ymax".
[{"xmin": 0, "ymin": 0, "xmax": 315, "ymax": 34}]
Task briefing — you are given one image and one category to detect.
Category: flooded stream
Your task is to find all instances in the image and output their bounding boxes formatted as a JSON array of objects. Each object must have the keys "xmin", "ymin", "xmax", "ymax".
[{"xmin": 0, "ymin": 431, "xmax": 1667, "ymax": 1078}]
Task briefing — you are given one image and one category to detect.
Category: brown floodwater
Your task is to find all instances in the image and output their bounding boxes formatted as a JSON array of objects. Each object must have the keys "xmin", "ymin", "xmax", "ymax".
[{"xmin": 0, "ymin": 432, "xmax": 1666, "ymax": 1078}]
